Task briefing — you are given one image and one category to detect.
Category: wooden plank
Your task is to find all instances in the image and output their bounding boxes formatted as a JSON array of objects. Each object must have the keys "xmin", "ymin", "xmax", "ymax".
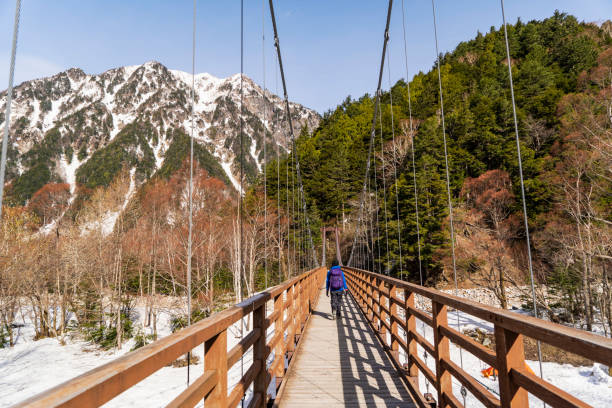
[
  {"xmin": 247, "ymin": 392, "xmax": 263, "ymax": 408},
  {"xmin": 407, "ymin": 304, "xmax": 433, "ymax": 328},
  {"xmin": 166, "ymin": 370, "xmax": 217, "ymax": 408},
  {"xmin": 227, "ymin": 360, "xmax": 262, "ymax": 408},
  {"xmin": 441, "ymin": 357, "xmax": 500, "ymax": 408},
  {"xmin": 440, "ymin": 324, "xmax": 497, "ymax": 368},
  {"xmin": 443, "ymin": 391, "xmax": 464, "ymax": 408},
  {"xmin": 411, "ymin": 353, "xmax": 436, "ymax": 387},
  {"xmin": 410, "ymin": 327, "xmax": 435, "ymax": 357},
  {"xmin": 277, "ymin": 288, "xmax": 416, "ymax": 407},
  {"xmin": 227, "ymin": 328, "xmax": 261, "ymax": 369},
  {"xmin": 511, "ymin": 367, "xmax": 592, "ymax": 408}
]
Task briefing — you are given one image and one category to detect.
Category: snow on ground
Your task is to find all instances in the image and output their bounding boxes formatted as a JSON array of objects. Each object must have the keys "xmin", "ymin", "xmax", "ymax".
[
  {"xmin": 2, "ymin": 288, "xmax": 610, "ymax": 407},
  {"xmin": 0, "ymin": 298, "xmax": 278, "ymax": 408},
  {"xmin": 391, "ymin": 305, "xmax": 612, "ymax": 407}
]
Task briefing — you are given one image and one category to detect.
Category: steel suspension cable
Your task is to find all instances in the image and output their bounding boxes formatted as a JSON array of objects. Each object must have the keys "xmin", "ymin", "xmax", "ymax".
[
  {"xmin": 0, "ymin": 0, "xmax": 22, "ymax": 221},
  {"xmin": 347, "ymin": 0, "xmax": 394, "ymax": 267},
  {"xmin": 431, "ymin": 1, "xmax": 466, "ymax": 402},
  {"xmin": 401, "ymin": 0, "xmax": 422, "ymax": 286},
  {"xmin": 386, "ymin": 50, "xmax": 406, "ymax": 281},
  {"xmin": 500, "ymin": 0, "xmax": 545, "ymax": 390},
  {"xmin": 268, "ymin": 0, "xmax": 317, "ymax": 267},
  {"xmin": 262, "ymin": 0, "xmax": 268, "ymax": 289},
  {"xmin": 371, "ymin": 117, "xmax": 383, "ymax": 273},
  {"xmin": 239, "ymin": 0, "xmax": 245, "ymax": 404},
  {"xmin": 290, "ymin": 142, "xmax": 296, "ymax": 275},
  {"xmin": 285, "ymin": 131, "xmax": 290, "ymax": 277},
  {"xmin": 399, "ymin": 3, "xmax": 429, "ymax": 390},
  {"xmin": 186, "ymin": 0, "xmax": 196, "ymax": 385},
  {"xmin": 378, "ymin": 99, "xmax": 391, "ymax": 273},
  {"xmin": 275, "ymin": 56, "xmax": 282, "ymax": 283}
]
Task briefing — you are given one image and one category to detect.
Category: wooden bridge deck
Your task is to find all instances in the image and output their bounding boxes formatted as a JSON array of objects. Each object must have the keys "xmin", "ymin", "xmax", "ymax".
[{"xmin": 276, "ymin": 287, "xmax": 416, "ymax": 407}]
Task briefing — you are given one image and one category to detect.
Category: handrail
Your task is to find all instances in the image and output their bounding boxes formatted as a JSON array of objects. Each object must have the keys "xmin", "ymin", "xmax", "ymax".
[
  {"xmin": 343, "ymin": 266, "xmax": 612, "ymax": 408},
  {"xmin": 13, "ymin": 267, "xmax": 326, "ymax": 408}
]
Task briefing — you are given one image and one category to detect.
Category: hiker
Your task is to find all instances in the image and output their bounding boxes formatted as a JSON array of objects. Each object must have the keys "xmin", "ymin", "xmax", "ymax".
[{"xmin": 326, "ymin": 259, "xmax": 348, "ymax": 319}]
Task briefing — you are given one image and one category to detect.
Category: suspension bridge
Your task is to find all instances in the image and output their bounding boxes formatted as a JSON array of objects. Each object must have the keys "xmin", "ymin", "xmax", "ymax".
[{"xmin": 2, "ymin": 0, "xmax": 612, "ymax": 407}]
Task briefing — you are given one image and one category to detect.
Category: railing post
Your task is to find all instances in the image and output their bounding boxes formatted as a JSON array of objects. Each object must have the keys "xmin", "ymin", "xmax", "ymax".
[
  {"xmin": 204, "ymin": 329, "xmax": 227, "ymax": 406},
  {"xmin": 406, "ymin": 290, "xmax": 419, "ymax": 379},
  {"xmin": 495, "ymin": 325, "xmax": 529, "ymax": 407},
  {"xmin": 390, "ymin": 284, "xmax": 399, "ymax": 360},
  {"xmin": 273, "ymin": 292, "xmax": 284, "ymax": 383},
  {"xmin": 432, "ymin": 301, "xmax": 451, "ymax": 405},
  {"xmin": 366, "ymin": 274, "xmax": 373, "ymax": 320},
  {"xmin": 253, "ymin": 302, "xmax": 266, "ymax": 407},
  {"xmin": 379, "ymin": 279, "xmax": 387, "ymax": 342},
  {"xmin": 287, "ymin": 284, "xmax": 296, "ymax": 354}
]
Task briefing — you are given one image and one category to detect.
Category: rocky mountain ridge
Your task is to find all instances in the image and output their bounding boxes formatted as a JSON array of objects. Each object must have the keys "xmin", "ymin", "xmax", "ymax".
[{"xmin": 0, "ymin": 60, "xmax": 320, "ymax": 205}]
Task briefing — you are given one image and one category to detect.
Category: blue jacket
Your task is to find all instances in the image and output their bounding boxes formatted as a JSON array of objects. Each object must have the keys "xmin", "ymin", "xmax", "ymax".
[{"xmin": 326, "ymin": 266, "xmax": 348, "ymax": 293}]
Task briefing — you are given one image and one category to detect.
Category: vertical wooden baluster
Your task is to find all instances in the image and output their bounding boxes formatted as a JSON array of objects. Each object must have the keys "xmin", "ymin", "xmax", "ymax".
[
  {"xmin": 273, "ymin": 292, "xmax": 284, "ymax": 386},
  {"xmin": 253, "ymin": 302, "xmax": 266, "ymax": 407},
  {"xmin": 406, "ymin": 290, "xmax": 419, "ymax": 380},
  {"xmin": 299, "ymin": 278, "xmax": 305, "ymax": 334},
  {"xmin": 296, "ymin": 279, "xmax": 303, "ymax": 337},
  {"xmin": 360, "ymin": 271, "xmax": 366, "ymax": 309},
  {"xmin": 287, "ymin": 284, "xmax": 296, "ymax": 355},
  {"xmin": 204, "ymin": 329, "xmax": 227, "ymax": 406},
  {"xmin": 495, "ymin": 325, "xmax": 529, "ymax": 407},
  {"xmin": 376, "ymin": 278, "xmax": 382, "ymax": 329},
  {"xmin": 366, "ymin": 274, "xmax": 373, "ymax": 320},
  {"xmin": 432, "ymin": 301, "xmax": 451, "ymax": 405},
  {"xmin": 390, "ymin": 285, "xmax": 399, "ymax": 361},
  {"xmin": 379, "ymin": 280, "xmax": 387, "ymax": 342}
]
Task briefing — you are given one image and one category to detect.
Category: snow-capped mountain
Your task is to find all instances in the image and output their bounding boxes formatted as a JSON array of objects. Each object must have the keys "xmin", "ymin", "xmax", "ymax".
[{"xmin": 0, "ymin": 60, "xmax": 320, "ymax": 204}]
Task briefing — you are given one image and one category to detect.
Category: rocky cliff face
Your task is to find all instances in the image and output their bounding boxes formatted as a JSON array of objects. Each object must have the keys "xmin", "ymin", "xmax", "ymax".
[{"xmin": 0, "ymin": 61, "xmax": 320, "ymax": 204}]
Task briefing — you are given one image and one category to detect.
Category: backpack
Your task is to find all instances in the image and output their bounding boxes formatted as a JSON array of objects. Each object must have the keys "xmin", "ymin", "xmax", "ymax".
[{"xmin": 330, "ymin": 267, "xmax": 344, "ymax": 291}]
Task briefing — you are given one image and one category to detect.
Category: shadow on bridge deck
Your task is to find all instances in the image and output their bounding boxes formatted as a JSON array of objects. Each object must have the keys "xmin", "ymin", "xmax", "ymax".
[{"xmin": 276, "ymin": 288, "xmax": 416, "ymax": 407}]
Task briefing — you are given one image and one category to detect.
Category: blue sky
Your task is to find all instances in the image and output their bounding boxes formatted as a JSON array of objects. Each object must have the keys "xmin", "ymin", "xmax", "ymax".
[{"xmin": 1, "ymin": 0, "xmax": 611, "ymax": 113}]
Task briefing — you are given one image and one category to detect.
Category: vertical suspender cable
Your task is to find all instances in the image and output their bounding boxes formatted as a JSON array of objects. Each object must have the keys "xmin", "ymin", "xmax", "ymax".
[
  {"xmin": 275, "ymin": 55, "xmax": 282, "ymax": 282},
  {"xmin": 400, "ymin": 0, "xmax": 421, "ymax": 285},
  {"xmin": 400, "ymin": 1, "xmax": 428, "ymax": 387},
  {"xmin": 268, "ymin": 0, "xmax": 317, "ymax": 267},
  {"xmin": 186, "ymin": 0, "xmax": 196, "ymax": 386},
  {"xmin": 291, "ymin": 145, "xmax": 296, "ymax": 274},
  {"xmin": 386, "ymin": 50, "xmax": 406, "ymax": 281},
  {"xmin": 0, "ymin": 0, "xmax": 22, "ymax": 221},
  {"xmin": 347, "ymin": 0, "xmax": 394, "ymax": 267},
  {"xmin": 500, "ymin": 0, "xmax": 545, "ymax": 391},
  {"xmin": 239, "ymin": 0, "xmax": 245, "ymax": 405},
  {"xmin": 372, "ymin": 118, "xmax": 382, "ymax": 273},
  {"xmin": 286, "ymin": 134, "xmax": 290, "ymax": 276},
  {"xmin": 378, "ymin": 100, "xmax": 391, "ymax": 272},
  {"xmin": 430, "ymin": 1, "xmax": 466, "ymax": 402},
  {"xmin": 262, "ymin": 0, "xmax": 268, "ymax": 289}
]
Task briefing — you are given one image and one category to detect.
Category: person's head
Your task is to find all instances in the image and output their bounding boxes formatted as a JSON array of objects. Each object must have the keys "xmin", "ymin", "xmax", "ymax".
[{"xmin": 331, "ymin": 259, "xmax": 339, "ymax": 267}]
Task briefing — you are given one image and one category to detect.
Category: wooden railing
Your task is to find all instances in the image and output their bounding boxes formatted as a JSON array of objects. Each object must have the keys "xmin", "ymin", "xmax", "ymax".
[
  {"xmin": 14, "ymin": 267, "xmax": 326, "ymax": 408},
  {"xmin": 343, "ymin": 267, "xmax": 612, "ymax": 408}
]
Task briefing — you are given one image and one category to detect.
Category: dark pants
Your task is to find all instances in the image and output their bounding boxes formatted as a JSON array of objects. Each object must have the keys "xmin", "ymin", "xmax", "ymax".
[{"xmin": 330, "ymin": 291, "xmax": 343, "ymax": 315}]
